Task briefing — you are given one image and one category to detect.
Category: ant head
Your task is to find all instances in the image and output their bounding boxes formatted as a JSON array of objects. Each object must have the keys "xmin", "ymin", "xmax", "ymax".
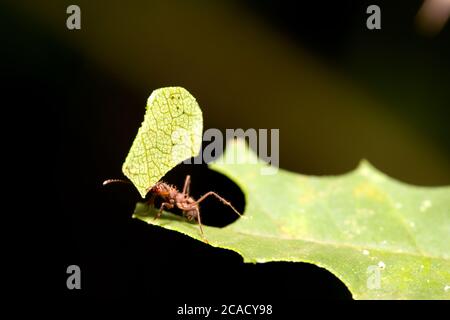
[{"xmin": 149, "ymin": 182, "xmax": 170, "ymax": 196}]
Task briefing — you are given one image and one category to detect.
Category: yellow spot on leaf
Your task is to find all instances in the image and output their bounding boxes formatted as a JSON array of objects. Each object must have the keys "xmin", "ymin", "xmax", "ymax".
[{"xmin": 353, "ymin": 183, "xmax": 386, "ymax": 202}]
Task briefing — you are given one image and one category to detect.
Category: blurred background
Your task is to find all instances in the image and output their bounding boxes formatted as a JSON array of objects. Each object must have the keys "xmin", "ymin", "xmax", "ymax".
[{"xmin": 3, "ymin": 0, "xmax": 449, "ymax": 301}]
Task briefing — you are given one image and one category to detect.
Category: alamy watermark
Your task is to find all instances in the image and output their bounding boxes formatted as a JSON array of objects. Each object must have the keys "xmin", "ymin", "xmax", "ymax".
[
  {"xmin": 172, "ymin": 128, "xmax": 279, "ymax": 175},
  {"xmin": 366, "ymin": 5, "xmax": 381, "ymax": 30},
  {"xmin": 66, "ymin": 5, "xmax": 81, "ymax": 30},
  {"xmin": 366, "ymin": 261, "xmax": 385, "ymax": 290},
  {"xmin": 66, "ymin": 265, "xmax": 81, "ymax": 290}
]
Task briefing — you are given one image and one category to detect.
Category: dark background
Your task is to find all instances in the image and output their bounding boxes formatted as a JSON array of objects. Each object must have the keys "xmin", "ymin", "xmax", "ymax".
[{"xmin": 3, "ymin": 0, "xmax": 449, "ymax": 305}]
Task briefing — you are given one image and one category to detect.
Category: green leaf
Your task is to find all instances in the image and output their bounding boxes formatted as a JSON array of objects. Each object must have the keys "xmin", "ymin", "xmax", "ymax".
[
  {"xmin": 133, "ymin": 139, "xmax": 450, "ymax": 299},
  {"xmin": 123, "ymin": 87, "xmax": 203, "ymax": 198}
]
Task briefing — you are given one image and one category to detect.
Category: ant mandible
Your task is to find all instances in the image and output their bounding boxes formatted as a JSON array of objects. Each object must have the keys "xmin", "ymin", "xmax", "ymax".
[{"xmin": 103, "ymin": 175, "xmax": 242, "ymax": 239}]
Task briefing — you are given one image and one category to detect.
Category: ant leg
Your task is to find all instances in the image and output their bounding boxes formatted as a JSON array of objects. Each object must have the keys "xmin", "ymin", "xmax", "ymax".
[
  {"xmin": 154, "ymin": 202, "xmax": 174, "ymax": 221},
  {"xmin": 190, "ymin": 208, "xmax": 208, "ymax": 243},
  {"xmin": 195, "ymin": 208, "xmax": 204, "ymax": 236},
  {"xmin": 191, "ymin": 192, "xmax": 242, "ymax": 217},
  {"xmin": 182, "ymin": 175, "xmax": 191, "ymax": 196}
]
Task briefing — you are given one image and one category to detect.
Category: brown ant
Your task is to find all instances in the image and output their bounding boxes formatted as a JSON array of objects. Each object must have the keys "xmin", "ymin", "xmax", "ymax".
[{"xmin": 103, "ymin": 175, "xmax": 242, "ymax": 240}]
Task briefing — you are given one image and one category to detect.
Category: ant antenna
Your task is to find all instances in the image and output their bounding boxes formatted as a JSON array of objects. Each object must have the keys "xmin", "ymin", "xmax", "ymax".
[{"xmin": 102, "ymin": 179, "xmax": 131, "ymax": 186}]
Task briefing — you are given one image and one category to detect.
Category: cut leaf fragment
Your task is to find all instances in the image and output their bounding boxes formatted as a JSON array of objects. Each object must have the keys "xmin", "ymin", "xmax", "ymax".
[
  {"xmin": 123, "ymin": 87, "xmax": 203, "ymax": 198},
  {"xmin": 134, "ymin": 139, "xmax": 450, "ymax": 299}
]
